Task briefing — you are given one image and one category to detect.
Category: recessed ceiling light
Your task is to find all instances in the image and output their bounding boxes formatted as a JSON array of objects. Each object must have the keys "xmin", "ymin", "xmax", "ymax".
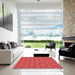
[{"xmin": 37, "ymin": 0, "xmax": 40, "ymax": 2}]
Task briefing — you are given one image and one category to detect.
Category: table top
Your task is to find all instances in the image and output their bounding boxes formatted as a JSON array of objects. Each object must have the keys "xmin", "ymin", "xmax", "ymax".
[{"xmin": 34, "ymin": 50, "xmax": 49, "ymax": 54}]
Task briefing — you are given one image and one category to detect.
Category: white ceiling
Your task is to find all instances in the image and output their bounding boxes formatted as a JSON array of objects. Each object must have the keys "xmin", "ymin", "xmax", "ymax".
[
  {"xmin": 16, "ymin": 0, "xmax": 61, "ymax": 3},
  {"xmin": 4, "ymin": 0, "xmax": 62, "ymax": 10}
]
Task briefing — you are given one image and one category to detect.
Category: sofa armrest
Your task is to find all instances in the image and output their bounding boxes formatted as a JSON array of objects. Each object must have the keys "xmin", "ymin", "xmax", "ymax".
[{"xmin": 0, "ymin": 50, "xmax": 13, "ymax": 64}]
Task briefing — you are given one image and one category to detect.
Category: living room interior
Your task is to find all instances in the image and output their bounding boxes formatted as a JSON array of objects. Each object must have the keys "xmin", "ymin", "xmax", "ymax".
[{"xmin": 0, "ymin": 0, "xmax": 75, "ymax": 75}]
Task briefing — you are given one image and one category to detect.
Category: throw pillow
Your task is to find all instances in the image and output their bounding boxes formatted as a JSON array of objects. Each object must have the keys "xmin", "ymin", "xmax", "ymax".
[
  {"xmin": 0, "ymin": 42, "xmax": 8, "ymax": 49},
  {"xmin": 68, "ymin": 44, "xmax": 75, "ymax": 52},
  {"xmin": 69, "ymin": 44, "xmax": 75, "ymax": 48},
  {"xmin": 10, "ymin": 42, "xmax": 18, "ymax": 48},
  {"xmin": 7, "ymin": 43, "xmax": 11, "ymax": 49}
]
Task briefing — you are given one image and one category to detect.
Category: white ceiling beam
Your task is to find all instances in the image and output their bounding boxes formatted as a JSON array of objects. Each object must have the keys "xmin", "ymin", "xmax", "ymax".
[
  {"xmin": 17, "ymin": 3, "xmax": 62, "ymax": 9},
  {"xmin": 16, "ymin": 0, "xmax": 61, "ymax": 3}
]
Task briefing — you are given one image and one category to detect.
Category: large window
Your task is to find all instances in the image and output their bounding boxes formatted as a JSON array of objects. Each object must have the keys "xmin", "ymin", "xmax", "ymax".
[
  {"xmin": 19, "ymin": 10, "xmax": 63, "ymax": 40},
  {"xmin": 19, "ymin": 10, "xmax": 63, "ymax": 48}
]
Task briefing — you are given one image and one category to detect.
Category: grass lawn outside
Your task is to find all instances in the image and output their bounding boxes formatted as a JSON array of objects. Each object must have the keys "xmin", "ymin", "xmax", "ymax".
[{"xmin": 21, "ymin": 42, "xmax": 63, "ymax": 48}]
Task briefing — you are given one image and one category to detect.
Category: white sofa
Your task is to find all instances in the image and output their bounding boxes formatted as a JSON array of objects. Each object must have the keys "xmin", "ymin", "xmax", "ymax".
[{"xmin": 0, "ymin": 46, "xmax": 24, "ymax": 64}]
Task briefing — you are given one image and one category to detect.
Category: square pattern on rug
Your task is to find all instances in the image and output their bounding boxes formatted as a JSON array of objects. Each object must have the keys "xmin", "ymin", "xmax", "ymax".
[{"xmin": 13, "ymin": 57, "xmax": 62, "ymax": 69}]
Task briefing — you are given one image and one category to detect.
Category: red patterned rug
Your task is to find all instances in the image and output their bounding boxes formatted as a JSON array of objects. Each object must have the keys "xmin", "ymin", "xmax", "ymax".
[{"xmin": 13, "ymin": 57, "xmax": 62, "ymax": 69}]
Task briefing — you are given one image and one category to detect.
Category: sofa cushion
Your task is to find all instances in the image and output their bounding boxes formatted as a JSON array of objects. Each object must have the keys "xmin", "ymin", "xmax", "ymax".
[
  {"xmin": 13, "ymin": 48, "xmax": 21, "ymax": 60},
  {"xmin": 13, "ymin": 48, "xmax": 19, "ymax": 60}
]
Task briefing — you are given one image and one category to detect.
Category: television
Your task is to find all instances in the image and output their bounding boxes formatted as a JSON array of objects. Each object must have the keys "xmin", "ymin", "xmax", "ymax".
[{"xmin": 0, "ymin": 1, "xmax": 13, "ymax": 31}]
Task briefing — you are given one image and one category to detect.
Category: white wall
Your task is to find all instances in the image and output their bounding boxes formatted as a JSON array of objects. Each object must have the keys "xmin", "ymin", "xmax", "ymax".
[
  {"xmin": 0, "ymin": 27, "xmax": 17, "ymax": 42},
  {"xmin": 0, "ymin": 0, "xmax": 18, "ymax": 42}
]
